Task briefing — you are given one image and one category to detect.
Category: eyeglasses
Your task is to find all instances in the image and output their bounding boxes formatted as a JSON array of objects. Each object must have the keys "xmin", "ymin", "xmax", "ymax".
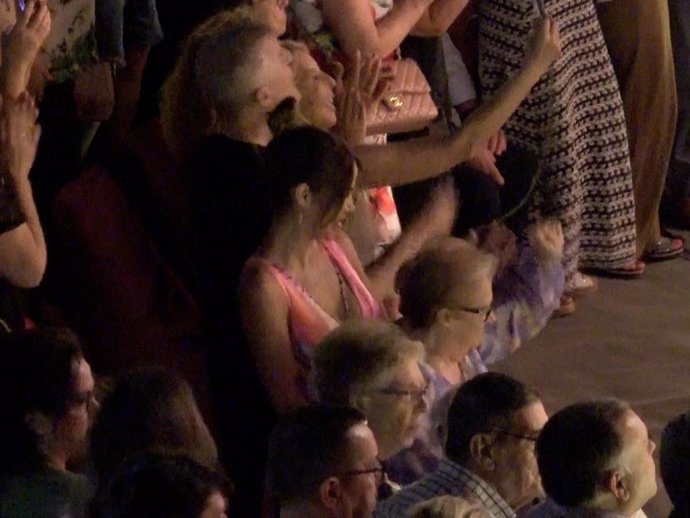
[
  {"xmin": 448, "ymin": 305, "xmax": 493, "ymax": 322},
  {"xmin": 376, "ymin": 383, "xmax": 429, "ymax": 404},
  {"xmin": 483, "ymin": 429, "xmax": 540, "ymax": 442},
  {"xmin": 340, "ymin": 458, "xmax": 387, "ymax": 485}
]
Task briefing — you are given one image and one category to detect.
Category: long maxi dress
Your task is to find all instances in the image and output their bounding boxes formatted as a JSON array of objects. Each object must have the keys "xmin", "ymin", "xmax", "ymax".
[{"xmin": 478, "ymin": 0, "xmax": 637, "ymax": 286}]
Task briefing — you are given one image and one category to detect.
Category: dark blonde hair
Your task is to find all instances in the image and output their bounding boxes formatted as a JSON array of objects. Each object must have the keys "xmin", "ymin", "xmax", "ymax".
[
  {"xmin": 397, "ymin": 237, "xmax": 497, "ymax": 330},
  {"xmin": 90, "ymin": 368, "xmax": 218, "ymax": 487},
  {"xmin": 160, "ymin": 10, "xmax": 269, "ymax": 160},
  {"xmin": 265, "ymin": 126, "xmax": 356, "ymax": 224}
]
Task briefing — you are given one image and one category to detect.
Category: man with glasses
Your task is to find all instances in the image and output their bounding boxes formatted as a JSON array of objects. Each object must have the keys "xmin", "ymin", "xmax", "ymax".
[
  {"xmin": 378, "ymin": 372, "xmax": 547, "ymax": 518},
  {"xmin": 267, "ymin": 405, "xmax": 384, "ymax": 518}
]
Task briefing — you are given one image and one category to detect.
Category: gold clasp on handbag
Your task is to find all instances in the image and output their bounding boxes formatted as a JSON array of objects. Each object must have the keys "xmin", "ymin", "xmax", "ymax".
[{"xmin": 383, "ymin": 94, "xmax": 404, "ymax": 111}]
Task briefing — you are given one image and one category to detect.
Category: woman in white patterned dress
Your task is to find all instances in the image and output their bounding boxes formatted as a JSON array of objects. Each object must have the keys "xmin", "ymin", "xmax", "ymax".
[{"xmin": 478, "ymin": 0, "xmax": 641, "ymax": 295}]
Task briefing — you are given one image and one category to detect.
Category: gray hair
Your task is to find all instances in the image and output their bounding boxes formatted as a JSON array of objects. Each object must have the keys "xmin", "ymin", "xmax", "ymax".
[{"xmin": 313, "ymin": 320, "xmax": 423, "ymax": 406}]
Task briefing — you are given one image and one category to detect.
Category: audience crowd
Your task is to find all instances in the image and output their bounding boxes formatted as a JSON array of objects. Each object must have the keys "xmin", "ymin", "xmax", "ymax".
[{"xmin": 0, "ymin": 0, "xmax": 688, "ymax": 517}]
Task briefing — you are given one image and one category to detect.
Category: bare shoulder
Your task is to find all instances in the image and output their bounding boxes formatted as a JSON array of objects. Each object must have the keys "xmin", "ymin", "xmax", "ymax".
[{"xmin": 238, "ymin": 257, "xmax": 286, "ymax": 307}]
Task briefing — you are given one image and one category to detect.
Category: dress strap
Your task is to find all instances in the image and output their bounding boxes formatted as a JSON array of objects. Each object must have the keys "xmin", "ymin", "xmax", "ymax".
[{"xmin": 322, "ymin": 239, "xmax": 381, "ymax": 319}]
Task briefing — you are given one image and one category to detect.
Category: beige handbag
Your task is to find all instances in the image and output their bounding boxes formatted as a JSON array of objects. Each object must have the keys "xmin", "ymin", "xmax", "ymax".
[{"xmin": 366, "ymin": 58, "xmax": 438, "ymax": 135}]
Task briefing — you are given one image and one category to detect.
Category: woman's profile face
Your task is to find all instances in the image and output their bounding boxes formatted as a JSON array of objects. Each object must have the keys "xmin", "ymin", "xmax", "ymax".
[
  {"xmin": 322, "ymin": 162, "xmax": 358, "ymax": 229},
  {"xmin": 292, "ymin": 48, "xmax": 337, "ymax": 130},
  {"xmin": 358, "ymin": 356, "xmax": 428, "ymax": 458},
  {"xmin": 441, "ymin": 274, "xmax": 493, "ymax": 356}
]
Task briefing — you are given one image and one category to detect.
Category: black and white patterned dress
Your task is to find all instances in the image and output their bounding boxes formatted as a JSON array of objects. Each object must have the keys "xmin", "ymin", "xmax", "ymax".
[{"xmin": 478, "ymin": 0, "xmax": 637, "ymax": 285}]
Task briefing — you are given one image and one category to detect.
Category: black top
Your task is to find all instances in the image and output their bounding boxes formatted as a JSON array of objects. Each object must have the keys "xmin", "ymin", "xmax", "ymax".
[
  {"xmin": 186, "ymin": 134, "xmax": 277, "ymax": 517},
  {"xmin": 187, "ymin": 134, "xmax": 273, "ymax": 316}
]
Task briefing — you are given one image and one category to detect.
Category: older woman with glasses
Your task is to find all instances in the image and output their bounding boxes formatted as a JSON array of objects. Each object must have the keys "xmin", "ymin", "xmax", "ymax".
[{"xmin": 312, "ymin": 320, "xmax": 428, "ymax": 478}]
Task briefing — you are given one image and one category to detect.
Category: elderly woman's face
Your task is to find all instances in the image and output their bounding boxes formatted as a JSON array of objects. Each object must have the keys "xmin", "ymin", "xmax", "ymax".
[
  {"xmin": 446, "ymin": 271, "xmax": 493, "ymax": 349},
  {"xmin": 291, "ymin": 48, "xmax": 337, "ymax": 130},
  {"xmin": 358, "ymin": 356, "xmax": 428, "ymax": 459}
]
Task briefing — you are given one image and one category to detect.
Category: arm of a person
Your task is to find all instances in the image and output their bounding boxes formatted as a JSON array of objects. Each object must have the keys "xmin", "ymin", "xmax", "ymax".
[
  {"xmin": 355, "ymin": 20, "xmax": 559, "ymax": 187},
  {"xmin": 238, "ymin": 260, "xmax": 310, "ymax": 413},
  {"xmin": 1, "ymin": 0, "xmax": 51, "ymax": 99},
  {"xmin": 0, "ymin": 177, "xmax": 47, "ymax": 287},
  {"xmin": 410, "ymin": 0, "xmax": 470, "ymax": 36},
  {"xmin": 321, "ymin": 0, "xmax": 430, "ymax": 58},
  {"xmin": 364, "ymin": 178, "xmax": 455, "ymax": 308}
]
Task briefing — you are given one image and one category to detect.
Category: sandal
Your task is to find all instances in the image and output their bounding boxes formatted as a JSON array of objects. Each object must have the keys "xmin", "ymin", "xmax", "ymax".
[
  {"xmin": 565, "ymin": 272, "xmax": 598, "ymax": 296},
  {"xmin": 553, "ymin": 294, "xmax": 576, "ymax": 318},
  {"xmin": 597, "ymin": 259, "xmax": 646, "ymax": 278},
  {"xmin": 643, "ymin": 237, "xmax": 684, "ymax": 261}
]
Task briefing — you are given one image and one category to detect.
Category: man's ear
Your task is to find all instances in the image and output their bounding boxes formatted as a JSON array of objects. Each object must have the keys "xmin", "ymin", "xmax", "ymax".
[
  {"xmin": 318, "ymin": 477, "xmax": 344, "ymax": 510},
  {"xmin": 350, "ymin": 390, "xmax": 370, "ymax": 416},
  {"xmin": 605, "ymin": 470, "xmax": 631, "ymax": 503},
  {"xmin": 24, "ymin": 411, "xmax": 53, "ymax": 438},
  {"xmin": 255, "ymin": 85, "xmax": 274, "ymax": 110},
  {"xmin": 469, "ymin": 433, "xmax": 495, "ymax": 471}
]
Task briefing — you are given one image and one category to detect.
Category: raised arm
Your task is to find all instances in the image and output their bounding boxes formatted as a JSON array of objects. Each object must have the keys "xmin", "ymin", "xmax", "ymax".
[
  {"xmin": 0, "ymin": 94, "xmax": 46, "ymax": 288},
  {"xmin": 321, "ymin": 0, "xmax": 433, "ymax": 58},
  {"xmin": 411, "ymin": 0, "xmax": 471, "ymax": 37},
  {"xmin": 1, "ymin": 0, "xmax": 51, "ymax": 99},
  {"xmin": 354, "ymin": 17, "xmax": 562, "ymax": 187},
  {"xmin": 238, "ymin": 260, "xmax": 309, "ymax": 413}
]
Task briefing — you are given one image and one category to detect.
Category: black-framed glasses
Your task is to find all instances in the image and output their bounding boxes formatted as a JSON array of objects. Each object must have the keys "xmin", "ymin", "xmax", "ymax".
[
  {"xmin": 376, "ymin": 382, "xmax": 429, "ymax": 404},
  {"xmin": 483, "ymin": 429, "xmax": 540, "ymax": 442},
  {"xmin": 448, "ymin": 305, "xmax": 493, "ymax": 322},
  {"xmin": 340, "ymin": 458, "xmax": 387, "ymax": 485}
]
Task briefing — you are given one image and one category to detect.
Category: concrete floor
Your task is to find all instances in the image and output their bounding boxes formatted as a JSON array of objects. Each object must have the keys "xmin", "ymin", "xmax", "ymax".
[{"xmin": 495, "ymin": 233, "xmax": 690, "ymax": 518}]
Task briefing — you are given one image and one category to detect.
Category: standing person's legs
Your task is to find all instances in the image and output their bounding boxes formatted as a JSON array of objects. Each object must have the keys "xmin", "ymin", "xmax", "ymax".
[{"xmin": 597, "ymin": 0, "xmax": 680, "ymax": 258}]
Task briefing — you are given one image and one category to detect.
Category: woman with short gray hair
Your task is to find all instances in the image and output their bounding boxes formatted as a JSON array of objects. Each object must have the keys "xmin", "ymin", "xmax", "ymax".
[{"xmin": 313, "ymin": 320, "xmax": 427, "ymax": 465}]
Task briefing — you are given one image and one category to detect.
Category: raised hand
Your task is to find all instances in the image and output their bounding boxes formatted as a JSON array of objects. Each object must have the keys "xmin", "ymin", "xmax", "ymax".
[
  {"xmin": 529, "ymin": 218, "xmax": 564, "ymax": 264},
  {"xmin": 334, "ymin": 83, "xmax": 366, "ymax": 145},
  {"xmin": 415, "ymin": 175, "xmax": 459, "ymax": 241},
  {"xmin": 476, "ymin": 221, "xmax": 518, "ymax": 272},
  {"xmin": 357, "ymin": 54, "xmax": 393, "ymax": 110},
  {"xmin": 468, "ymin": 140, "xmax": 505, "ymax": 185},
  {"xmin": 524, "ymin": 17, "xmax": 562, "ymax": 72},
  {"xmin": 3, "ymin": 0, "xmax": 52, "ymax": 98},
  {"xmin": 0, "ymin": 92, "xmax": 41, "ymax": 181},
  {"xmin": 487, "ymin": 129, "xmax": 507, "ymax": 156}
]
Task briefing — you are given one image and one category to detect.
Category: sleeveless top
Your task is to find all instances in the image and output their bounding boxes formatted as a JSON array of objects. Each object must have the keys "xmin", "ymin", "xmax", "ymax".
[{"xmin": 250, "ymin": 239, "xmax": 381, "ymax": 400}]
